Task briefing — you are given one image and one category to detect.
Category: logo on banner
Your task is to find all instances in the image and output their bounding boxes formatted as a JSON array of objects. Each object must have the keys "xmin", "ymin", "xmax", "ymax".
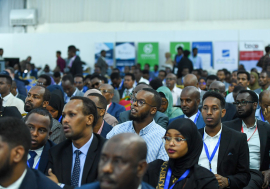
[
  {"xmin": 143, "ymin": 44, "xmax": 153, "ymax": 54},
  {"xmin": 244, "ymin": 43, "xmax": 259, "ymax": 49},
  {"xmin": 222, "ymin": 50, "xmax": 230, "ymax": 57}
]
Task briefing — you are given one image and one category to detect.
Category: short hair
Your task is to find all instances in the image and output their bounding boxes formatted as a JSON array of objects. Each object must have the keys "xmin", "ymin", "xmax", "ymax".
[
  {"xmin": 159, "ymin": 70, "xmax": 167, "ymax": 77},
  {"xmin": 62, "ymin": 74, "xmax": 74, "ymax": 85},
  {"xmin": 53, "ymin": 71, "xmax": 61, "ymax": 78},
  {"xmin": 41, "ymin": 86, "xmax": 51, "ymax": 102},
  {"xmin": 261, "ymin": 71, "xmax": 270, "ymax": 78},
  {"xmin": 150, "ymin": 78, "xmax": 163, "ymax": 90},
  {"xmin": 88, "ymin": 93, "xmax": 107, "ymax": 109},
  {"xmin": 177, "ymin": 46, "xmax": 183, "ymax": 51},
  {"xmin": 110, "ymin": 72, "xmax": 121, "ymax": 80},
  {"xmin": 24, "ymin": 108, "xmax": 53, "ymax": 129},
  {"xmin": 193, "ymin": 69, "xmax": 201, "ymax": 76},
  {"xmin": 125, "ymin": 73, "xmax": 135, "ymax": 81},
  {"xmin": 6, "ymin": 67, "xmax": 15, "ymax": 74},
  {"xmin": 141, "ymin": 88, "xmax": 161, "ymax": 109},
  {"xmin": 142, "ymin": 70, "xmax": 149, "ymax": 75},
  {"xmin": 68, "ymin": 45, "xmax": 76, "ymax": 53},
  {"xmin": 90, "ymin": 74, "xmax": 102, "ymax": 80},
  {"xmin": 192, "ymin": 47, "xmax": 198, "ymax": 51},
  {"xmin": 233, "ymin": 85, "xmax": 245, "ymax": 93},
  {"xmin": 238, "ymin": 90, "xmax": 258, "ymax": 103},
  {"xmin": 237, "ymin": 71, "xmax": 250, "ymax": 81},
  {"xmin": 217, "ymin": 69, "xmax": 225, "ymax": 74},
  {"xmin": 0, "ymin": 48, "xmax": 3, "ymax": 51},
  {"xmin": 39, "ymin": 74, "xmax": 51, "ymax": 86},
  {"xmin": 112, "ymin": 68, "xmax": 120, "ymax": 73},
  {"xmin": 74, "ymin": 74, "xmax": 83, "ymax": 80},
  {"xmin": 206, "ymin": 75, "xmax": 219, "ymax": 82},
  {"xmin": 265, "ymin": 45, "xmax": 270, "ymax": 53},
  {"xmin": 0, "ymin": 74, "xmax": 12, "ymax": 85},
  {"xmin": 144, "ymin": 63, "xmax": 150, "ymax": 68},
  {"xmin": 70, "ymin": 96, "xmax": 97, "ymax": 127},
  {"xmin": 84, "ymin": 74, "xmax": 92, "ymax": 81},
  {"xmin": 56, "ymin": 51, "xmax": 61, "ymax": 55},
  {"xmin": 101, "ymin": 50, "xmax": 106, "ymax": 54},
  {"xmin": 0, "ymin": 117, "xmax": 31, "ymax": 161},
  {"xmin": 202, "ymin": 91, "xmax": 225, "ymax": 109}
]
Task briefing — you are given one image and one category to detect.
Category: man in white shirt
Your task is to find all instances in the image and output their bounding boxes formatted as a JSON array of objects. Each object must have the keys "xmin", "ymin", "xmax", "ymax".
[
  {"xmin": 165, "ymin": 73, "xmax": 182, "ymax": 106},
  {"xmin": 189, "ymin": 47, "xmax": 202, "ymax": 69},
  {"xmin": 0, "ymin": 117, "xmax": 61, "ymax": 189},
  {"xmin": 0, "ymin": 74, "xmax": 25, "ymax": 114},
  {"xmin": 198, "ymin": 91, "xmax": 250, "ymax": 189},
  {"xmin": 133, "ymin": 68, "xmax": 149, "ymax": 87}
]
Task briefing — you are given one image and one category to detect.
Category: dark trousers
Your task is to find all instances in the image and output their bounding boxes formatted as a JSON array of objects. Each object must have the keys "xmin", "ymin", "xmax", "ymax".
[{"xmin": 243, "ymin": 169, "xmax": 264, "ymax": 189}]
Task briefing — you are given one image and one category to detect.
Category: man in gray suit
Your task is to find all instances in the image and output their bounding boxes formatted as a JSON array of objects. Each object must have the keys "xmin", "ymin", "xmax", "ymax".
[
  {"xmin": 61, "ymin": 74, "xmax": 84, "ymax": 103},
  {"xmin": 95, "ymin": 50, "xmax": 108, "ymax": 76}
]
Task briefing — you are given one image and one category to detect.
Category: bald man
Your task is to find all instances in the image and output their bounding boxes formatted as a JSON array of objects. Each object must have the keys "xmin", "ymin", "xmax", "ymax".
[
  {"xmin": 118, "ymin": 83, "xmax": 169, "ymax": 129},
  {"xmin": 166, "ymin": 73, "xmax": 182, "ymax": 105},
  {"xmin": 78, "ymin": 133, "xmax": 154, "ymax": 189},
  {"xmin": 183, "ymin": 74, "xmax": 206, "ymax": 105},
  {"xmin": 169, "ymin": 86, "xmax": 205, "ymax": 129},
  {"xmin": 208, "ymin": 81, "xmax": 237, "ymax": 122},
  {"xmin": 99, "ymin": 84, "xmax": 125, "ymax": 121},
  {"xmin": 256, "ymin": 90, "xmax": 270, "ymax": 123}
]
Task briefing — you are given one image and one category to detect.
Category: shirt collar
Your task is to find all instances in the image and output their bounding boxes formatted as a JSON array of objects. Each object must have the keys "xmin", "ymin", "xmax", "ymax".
[
  {"xmin": 30, "ymin": 146, "xmax": 44, "ymax": 157},
  {"xmin": 184, "ymin": 111, "xmax": 198, "ymax": 122},
  {"xmin": 0, "ymin": 169, "xmax": 27, "ymax": 189},
  {"xmin": 2, "ymin": 93, "xmax": 12, "ymax": 102},
  {"xmin": 97, "ymin": 120, "xmax": 105, "ymax": 135},
  {"xmin": 132, "ymin": 120, "xmax": 156, "ymax": 136},
  {"xmin": 66, "ymin": 88, "xmax": 78, "ymax": 98},
  {"xmin": 203, "ymin": 124, "xmax": 222, "ymax": 140},
  {"xmin": 72, "ymin": 133, "xmax": 94, "ymax": 156},
  {"xmin": 242, "ymin": 119, "xmax": 257, "ymax": 129}
]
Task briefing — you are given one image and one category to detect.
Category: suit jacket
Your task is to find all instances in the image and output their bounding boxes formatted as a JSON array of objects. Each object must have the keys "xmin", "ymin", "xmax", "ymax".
[
  {"xmin": 96, "ymin": 57, "xmax": 107, "ymax": 76},
  {"xmin": 223, "ymin": 118, "xmax": 270, "ymax": 171},
  {"xmin": 100, "ymin": 121, "xmax": 113, "ymax": 138},
  {"xmin": 47, "ymin": 133, "xmax": 106, "ymax": 189},
  {"xmin": 118, "ymin": 110, "xmax": 169, "ymax": 129},
  {"xmin": 0, "ymin": 105, "xmax": 22, "ymax": 118},
  {"xmin": 3, "ymin": 93, "xmax": 25, "ymax": 114},
  {"xmin": 70, "ymin": 56, "xmax": 83, "ymax": 77},
  {"xmin": 198, "ymin": 126, "xmax": 250, "ymax": 189},
  {"xmin": 77, "ymin": 181, "xmax": 154, "ymax": 189},
  {"xmin": 20, "ymin": 168, "xmax": 61, "ymax": 189},
  {"xmin": 50, "ymin": 118, "xmax": 66, "ymax": 144},
  {"xmin": 112, "ymin": 89, "xmax": 120, "ymax": 103},
  {"xmin": 23, "ymin": 69, "xmax": 38, "ymax": 79},
  {"xmin": 107, "ymin": 102, "xmax": 126, "ymax": 121},
  {"xmin": 253, "ymin": 87, "xmax": 262, "ymax": 95},
  {"xmin": 38, "ymin": 140, "xmax": 55, "ymax": 174},
  {"xmin": 221, "ymin": 103, "xmax": 237, "ymax": 122},
  {"xmin": 15, "ymin": 79, "xmax": 27, "ymax": 96},
  {"xmin": 169, "ymin": 113, "xmax": 205, "ymax": 130},
  {"xmin": 17, "ymin": 93, "xmax": 26, "ymax": 103},
  {"xmin": 118, "ymin": 87, "xmax": 126, "ymax": 99}
]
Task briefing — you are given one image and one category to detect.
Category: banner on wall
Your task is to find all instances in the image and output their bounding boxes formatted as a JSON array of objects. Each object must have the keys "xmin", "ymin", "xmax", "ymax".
[
  {"xmin": 170, "ymin": 42, "xmax": 190, "ymax": 60},
  {"xmin": 214, "ymin": 41, "xmax": 238, "ymax": 71},
  {"xmin": 115, "ymin": 42, "xmax": 136, "ymax": 69},
  {"xmin": 192, "ymin": 42, "xmax": 213, "ymax": 70},
  {"xmin": 137, "ymin": 42, "xmax": 159, "ymax": 70},
  {"xmin": 239, "ymin": 41, "xmax": 264, "ymax": 72},
  {"xmin": 95, "ymin": 43, "xmax": 114, "ymax": 66}
]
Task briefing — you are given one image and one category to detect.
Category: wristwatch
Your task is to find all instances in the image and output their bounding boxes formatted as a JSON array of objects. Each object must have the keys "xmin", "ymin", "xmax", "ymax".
[{"xmin": 227, "ymin": 177, "xmax": 231, "ymax": 188}]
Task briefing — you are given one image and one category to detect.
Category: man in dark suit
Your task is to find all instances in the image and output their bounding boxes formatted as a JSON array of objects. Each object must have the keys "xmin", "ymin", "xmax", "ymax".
[
  {"xmin": 47, "ymin": 97, "xmax": 106, "ymax": 188},
  {"xmin": 169, "ymin": 86, "xmax": 205, "ymax": 129},
  {"xmin": 208, "ymin": 81, "xmax": 237, "ymax": 122},
  {"xmin": 95, "ymin": 50, "xmax": 108, "ymax": 76},
  {"xmin": 223, "ymin": 90, "xmax": 270, "ymax": 189},
  {"xmin": 78, "ymin": 133, "xmax": 154, "ymax": 189},
  {"xmin": 5, "ymin": 67, "xmax": 27, "ymax": 96},
  {"xmin": 67, "ymin": 45, "xmax": 83, "ymax": 77},
  {"xmin": 198, "ymin": 91, "xmax": 250, "ymax": 189},
  {"xmin": 119, "ymin": 73, "xmax": 135, "ymax": 99},
  {"xmin": 99, "ymin": 84, "xmax": 125, "ymax": 121},
  {"xmin": 24, "ymin": 108, "xmax": 55, "ymax": 174},
  {"xmin": 87, "ymin": 93, "xmax": 113, "ymax": 138},
  {"xmin": 0, "ymin": 117, "xmax": 60, "ymax": 189},
  {"xmin": 11, "ymin": 81, "xmax": 26, "ymax": 102}
]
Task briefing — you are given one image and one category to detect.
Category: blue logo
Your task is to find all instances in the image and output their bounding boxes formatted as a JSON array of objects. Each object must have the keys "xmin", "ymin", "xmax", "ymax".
[{"xmin": 222, "ymin": 50, "xmax": 230, "ymax": 57}]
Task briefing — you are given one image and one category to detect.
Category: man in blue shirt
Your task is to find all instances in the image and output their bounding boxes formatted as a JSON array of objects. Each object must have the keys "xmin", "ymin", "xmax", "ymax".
[{"xmin": 256, "ymin": 90, "xmax": 270, "ymax": 123}]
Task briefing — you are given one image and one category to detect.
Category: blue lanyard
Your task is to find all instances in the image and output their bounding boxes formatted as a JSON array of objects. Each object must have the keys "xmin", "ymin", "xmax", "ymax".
[
  {"xmin": 164, "ymin": 168, "xmax": 190, "ymax": 189},
  {"xmin": 27, "ymin": 159, "xmax": 40, "ymax": 170},
  {"xmin": 203, "ymin": 133, "xmax": 221, "ymax": 172},
  {"xmin": 261, "ymin": 110, "xmax": 265, "ymax": 122},
  {"xmin": 193, "ymin": 111, "xmax": 200, "ymax": 124},
  {"xmin": 58, "ymin": 115, "xmax": 62, "ymax": 122}
]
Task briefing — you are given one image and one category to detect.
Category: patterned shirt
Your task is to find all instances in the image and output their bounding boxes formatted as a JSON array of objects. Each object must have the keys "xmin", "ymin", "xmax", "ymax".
[{"xmin": 106, "ymin": 120, "xmax": 169, "ymax": 163}]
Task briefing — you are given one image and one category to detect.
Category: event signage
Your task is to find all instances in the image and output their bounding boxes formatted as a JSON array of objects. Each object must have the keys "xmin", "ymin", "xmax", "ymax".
[
  {"xmin": 95, "ymin": 43, "xmax": 114, "ymax": 66},
  {"xmin": 115, "ymin": 42, "xmax": 136, "ymax": 69},
  {"xmin": 170, "ymin": 42, "xmax": 190, "ymax": 60},
  {"xmin": 191, "ymin": 42, "xmax": 213, "ymax": 69},
  {"xmin": 137, "ymin": 42, "xmax": 159, "ymax": 70}
]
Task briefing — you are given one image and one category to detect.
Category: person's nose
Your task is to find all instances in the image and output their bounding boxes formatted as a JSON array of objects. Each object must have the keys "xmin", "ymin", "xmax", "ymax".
[{"xmin": 102, "ymin": 161, "xmax": 113, "ymax": 174}]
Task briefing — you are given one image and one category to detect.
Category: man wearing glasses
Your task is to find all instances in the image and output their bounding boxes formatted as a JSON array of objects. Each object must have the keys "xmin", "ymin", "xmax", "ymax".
[
  {"xmin": 107, "ymin": 88, "xmax": 169, "ymax": 163},
  {"xmin": 223, "ymin": 90, "xmax": 270, "ymax": 189}
]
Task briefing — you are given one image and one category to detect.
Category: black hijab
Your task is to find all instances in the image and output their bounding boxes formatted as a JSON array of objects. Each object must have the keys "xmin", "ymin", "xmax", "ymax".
[
  {"xmin": 167, "ymin": 118, "xmax": 203, "ymax": 178},
  {"xmin": 48, "ymin": 89, "xmax": 64, "ymax": 120}
]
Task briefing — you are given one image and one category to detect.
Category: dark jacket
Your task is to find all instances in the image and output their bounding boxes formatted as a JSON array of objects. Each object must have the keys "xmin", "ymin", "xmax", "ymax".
[
  {"xmin": 100, "ymin": 121, "xmax": 113, "ymax": 138},
  {"xmin": 198, "ymin": 126, "xmax": 250, "ymax": 189},
  {"xmin": 47, "ymin": 133, "xmax": 106, "ymax": 189},
  {"xmin": 70, "ymin": 56, "xmax": 83, "ymax": 77},
  {"xmin": 107, "ymin": 102, "xmax": 126, "ymax": 121},
  {"xmin": 177, "ymin": 57, "xmax": 193, "ymax": 78},
  {"xmin": 169, "ymin": 113, "xmax": 205, "ymax": 130},
  {"xmin": 77, "ymin": 181, "xmax": 154, "ymax": 189},
  {"xmin": 15, "ymin": 79, "xmax": 27, "ymax": 96},
  {"xmin": 0, "ymin": 105, "xmax": 22, "ymax": 118},
  {"xmin": 38, "ymin": 140, "xmax": 55, "ymax": 174},
  {"xmin": 223, "ymin": 118, "xmax": 270, "ymax": 171}
]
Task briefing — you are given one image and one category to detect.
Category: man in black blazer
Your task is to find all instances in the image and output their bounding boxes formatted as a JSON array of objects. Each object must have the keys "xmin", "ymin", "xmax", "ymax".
[
  {"xmin": 47, "ymin": 96, "xmax": 106, "ymax": 189},
  {"xmin": 198, "ymin": 91, "xmax": 250, "ymax": 189},
  {"xmin": 67, "ymin": 45, "xmax": 83, "ymax": 77},
  {"xmin": 0, "ymin": 117, "xmax": 60, "ymax": 189},
  {"xmin": 223, "ymin": 90, "xmax": 270, "ymax": 189},
  {"xmin": 24, "ymin": 108, "xmax": 55, "ymax": 174}
]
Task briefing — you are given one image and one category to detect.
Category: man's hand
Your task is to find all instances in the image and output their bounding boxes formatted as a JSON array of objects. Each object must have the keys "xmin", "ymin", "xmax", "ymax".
[
  {"xmin": 262, "ymin": 169, "xmax": 270, "ymax": 188},
  {"xmin": 263, "ymin": 107, "xmax": 270, "ymax": 122},
  {"xmin": 47, "ymin": 168, "xmax": 59, "ymax": 184},
  {"xmin": 215, "ymin": 174, "xmax": 229, "ymax": 189}
]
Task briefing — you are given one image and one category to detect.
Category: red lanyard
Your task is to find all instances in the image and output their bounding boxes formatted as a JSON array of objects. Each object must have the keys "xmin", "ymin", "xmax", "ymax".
[
  {"xmin": 241, "ymin": 125, "xmax": 257, "ymax": 142},
  {"xmin": 107, "ymin": 102, "xmax": 112, "ymax": 109}
]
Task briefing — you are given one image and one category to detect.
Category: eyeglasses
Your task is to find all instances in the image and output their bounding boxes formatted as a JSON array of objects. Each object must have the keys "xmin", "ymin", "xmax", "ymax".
[
  {"xmin": 162, "ymin": 136, "xmax": 186, "ymax": 146},
  {"xmin": 161, "ymin": 100, "xmax": 168, "ymax": 105},
  {"xmin": 74, "ymin": 81, "xmax": 83, "ymax": 84},
  {"xmin": 99, "ymin": 89, "xmax": 112, "ymax": 94},
  {"xmin": 92, "ymin": 81, "xmax": 101, "ymax": 87},
  {"xmin": 233, "ymin": 101, "xmax": 255, "ymax": 106},
  {"xmin": 36, "ymin": 82, "xmax": 44, "ymax": 86},
  {"xmin": 130, "ymin": 98, "xmax": 155, "ymax": 107},
  {"xmin": 199, "ymin": 82, "xmax": 206, "ymax": 85},
  {"xmin": 96, "ymin": 106, "xmax": 105, "ymax": 110},
  {"xmin": 166, "ymin": 78, "xmax": 175, "ymax": 81}
]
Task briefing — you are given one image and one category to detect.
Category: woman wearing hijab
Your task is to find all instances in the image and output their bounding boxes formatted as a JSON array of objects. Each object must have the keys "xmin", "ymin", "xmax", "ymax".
[
  {"xmin": 46, "ymin": 89, "xmax": 64, "ymax": 122},
  {"xmin": 157, "ymin": 86, "xmax": 183, "ymax": 119},
  {"xmin": 248, "ymin": 72, "xmax": 260, "ymax": 90},
  {"xmin": 143, "ymin": 118, "xmax": 218, "ymax": 189}
]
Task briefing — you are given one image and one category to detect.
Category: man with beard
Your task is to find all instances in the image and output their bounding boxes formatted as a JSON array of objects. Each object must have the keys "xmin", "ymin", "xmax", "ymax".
[
  {"xmin": 223, "ymin": 90, "xmax": 270, "ymax": 189},
  {"xmin": 198, "ymin": 91, "xmax": 250, "ymax": 189},
  {"xmin": 165, "ymin": 73, "xmax": 182, "ymax": 106},
  {"xmin": 169, "ymin": 86, "xmax": 205, "ymax": 129},
  {"xmin": 24, "ymin": 86, "xmax": 65, "ymax": 144},
  {"xmin": 47, "ymin": 97, "xmax": 106, "ymax": 188},
  {"xmin": 78, "ymin": 133, "xmax": 154, "ymax": 189},
  {"xmin": 106, "ymin": 88, "xmax": 168, "ymax": 163},
  {"xmin": 0, "ymin": 117, "xmax": 61, "ymax": 189},
  {"xmin": 256, "ymin": 90, "xmax": 270, "ymax": 122},
  {"xmin": 254, "ymin": 71, "xmax": 270, "ymax": 95}
]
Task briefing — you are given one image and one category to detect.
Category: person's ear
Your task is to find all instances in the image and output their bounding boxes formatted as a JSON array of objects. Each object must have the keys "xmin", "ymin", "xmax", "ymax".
[
  {"xmin": 42, "ymin": 101, "xmax": 49, "ymax": 108},
  {"xmin": 150, "ymin": 107, "xmax": 157, "ymax": 115},
  {"xmin": 100, "ymin": 109, "xmax": 106, "ymax": 117},
  {"xmin": 86, "ymin": 114, "xmax": 94, "ymax": 126},
  {"xmin": 49, "ymin": 131, "xmax": 52, "ymax": 136},
  {"xmin": 253, "ymin": 102, "xmax": 258, "ymax": 110},
  {"xmin": 196, "ymin": 98, "xmax": 200, "ymax": 106},
  {"xmin": 11, "ymin": 145, "xmax": 25, "ymax": 163},
  {"xmin": 137, "ymin": 160, "xmax": 148, "ymax": 178},
  {"xmin": 221, "ymin": 108, "xmax": 226, "ymax": 118}
]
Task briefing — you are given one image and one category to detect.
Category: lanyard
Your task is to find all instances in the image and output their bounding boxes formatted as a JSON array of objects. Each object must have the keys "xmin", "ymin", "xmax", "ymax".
[
  {"xmin": 241, "ymin": 125, "xmax": 258, "ymax": 142},
  {"xmin": 203, "ymin": 133, "xmax": 221, "ymax": 172},
  {"xmin": 261, "ymin": 110, "xmax": 265, "ymax": 122},
  {"xmin": 164, "ymin": 168, "xmax": 190, "ymax": 189},
  {"xmin": 193, "ymin": 111, "xmax": 200, "ymax": 124},
  {"xmin": 58, "ymin": 115, "xmax": 62, "ymax": 122},
  {"xmin": 27, "ymin": 159, "xmax": 40, "ymax": 170},
  {"xmin": 108, "ymin": 102, "xmax": 112, "ymax": 110}
]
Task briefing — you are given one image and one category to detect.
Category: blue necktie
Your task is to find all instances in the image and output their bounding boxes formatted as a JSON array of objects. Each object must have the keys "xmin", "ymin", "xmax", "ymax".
[
  {"xmin": 28, "ymin": 151, "xmax": 37, "ymax": 168},
  {"xmin": 71, "ymin": 150, "xmax": 82, "ymax": 187}
]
